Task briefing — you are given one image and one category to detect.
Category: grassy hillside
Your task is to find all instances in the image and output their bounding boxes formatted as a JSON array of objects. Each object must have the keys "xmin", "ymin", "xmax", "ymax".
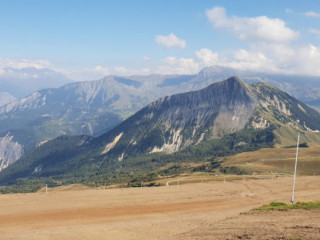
[
  {"xmin": 220, "ymin": 143, "xmax": 320, "ymax": 175},
  {"xmin": 273, "ymin": 125, "xmax": 320, "ymax": 147}
]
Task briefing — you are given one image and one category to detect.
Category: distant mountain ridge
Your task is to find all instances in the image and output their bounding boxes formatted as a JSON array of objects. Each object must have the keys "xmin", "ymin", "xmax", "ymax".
[
  {"xmin": 1, "ymin": 67, "xmax": 320, "ymax": 171},
  {"xmin": 93, "ymin": 77, "xmax": 320, "ymax": 160},
  {"xmin": 1, "ymin": 77, "xmax": 319, "ymax": 187},
  {"xmin": 0, "ymin": 74, "xmax": 192, "ymax": 170},
  {"xmin": 0, "ymin": 92, "xmax": 16, "ymax": 107},
  {"xmin": 0, "ymin": 67, "xmax": 72, "ymax": 99}
]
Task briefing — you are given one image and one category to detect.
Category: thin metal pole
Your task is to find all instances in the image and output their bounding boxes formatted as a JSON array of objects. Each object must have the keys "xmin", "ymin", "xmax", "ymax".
[{"xmin": 291, "ymin": 133, "xmax": 300, "ymax": 204}]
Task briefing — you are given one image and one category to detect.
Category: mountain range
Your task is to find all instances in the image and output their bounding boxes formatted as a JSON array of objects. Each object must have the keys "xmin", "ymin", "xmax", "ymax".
[
  {"xmin": 1, "ymin": 67, "xmax": 320, "ymax": 172},
  {"xmin": 0, "ymin": 67, "xmax": 72, "ymax": 100},
  {"xmin": 0, "ymin": 92, "xmax": 16, "ymax": 107},
  {"xmin": 1, "ymin": 77, "xmax": 319, "ymax": 188}
]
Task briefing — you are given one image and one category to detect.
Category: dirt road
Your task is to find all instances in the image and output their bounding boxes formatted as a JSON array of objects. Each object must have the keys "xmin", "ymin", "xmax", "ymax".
[{"xmin": 0, "ymin": 176, "xmax": 319, "ymax": 239}]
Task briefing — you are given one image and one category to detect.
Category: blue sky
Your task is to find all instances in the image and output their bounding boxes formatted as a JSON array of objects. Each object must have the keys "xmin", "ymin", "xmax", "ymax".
[{"xmin": 0, "ymin": 0, "xmax": 320, "ymax": 80}]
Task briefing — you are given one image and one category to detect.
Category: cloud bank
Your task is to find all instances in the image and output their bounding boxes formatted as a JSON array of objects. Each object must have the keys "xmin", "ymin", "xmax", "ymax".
[
  {"xmin": 155, "ymin": 33, "xmax": 186, "ymax": 49},
  {"xmin": 206, "ymin": 7, "xmax": 299, "ymax": 43}
]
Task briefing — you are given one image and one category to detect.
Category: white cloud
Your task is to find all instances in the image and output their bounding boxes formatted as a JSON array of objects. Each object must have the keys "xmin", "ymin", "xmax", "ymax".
[
  {"xmin": 195, "ymin": 48, "xmax": 221, "ymax": 66},
  {"xmin": 291, "ymin": 44, "xmax": 320, "ymax": 76},
  {"xmin": 162, "ymin": 56, "xmax": 176, "ymax": 65},
  {"xmin": 70, "ymin": 65, "xmax": 111, "ymax": 81},
  {"xmin": 83, "ymin": 65, "xmax": 151, "ymax": 77},
  {"xmin": 155, "ymin": 33, "xmax": 186, "ymax": 49},
  {"xmin": 212, "ymin": 43, "xmax": 320, "ymax": 76},
  {"xmin": 0, "ymin": 58, "xmax": 51, "ymax": 70},
  {"xmin": 85, "ymin": 65, "xmax": 110, "ymax": 76},
  {"xmin": 226, "ymin": 49, "xmax": 280, "ymax": 73},
  {"xmin": 82, "ymin": 43, "xmax": 320, "ymax": 77},
  {"xmin": 157, "ymin": 57, "xmax": 199, "ymax": 74},
  {"xmin": 251, "ymin": 43, "xmax": 295, "ymax": 68},
  {"xmin": 304, "ymin": 11, "xmax": 320, "ymax": 18},
  {"xmin": 206, "ymin": 7, "xmax": 299, "ymax": 43},
  {"xmin": 114, "ymin": 66, "xmax": 128, "ymax": 74},
  {"xmin": 114, "ymin": 66, "xmax": 151, "ymax": 76},
  {"xmin": 0, "ymin": 58, "xmax": 71, "ymax": 82}
]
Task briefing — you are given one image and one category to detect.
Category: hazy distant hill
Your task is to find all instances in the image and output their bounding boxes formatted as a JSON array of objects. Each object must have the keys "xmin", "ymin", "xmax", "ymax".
[
  {"xmin": 0, "ymin": 67, "xmax": 72, "ymax": 99},
  {"xmin": 0, "ymin": 74, "xmax": 191, "ymax": 170},
  {"xmin": 0, "ymin": 92, "xmax": 16, "ymax": 107}
]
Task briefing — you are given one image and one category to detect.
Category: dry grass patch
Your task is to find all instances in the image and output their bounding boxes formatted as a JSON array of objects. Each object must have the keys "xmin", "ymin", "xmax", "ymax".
[{"xmin": 253, "ymin": 201, "xmax": 320, "ymax": 211}]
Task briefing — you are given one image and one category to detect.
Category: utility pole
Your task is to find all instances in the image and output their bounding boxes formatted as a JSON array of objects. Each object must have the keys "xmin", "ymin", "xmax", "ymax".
[{"xmin": 291, "ymin": 133, "xmax": 300, "ymax": 204}]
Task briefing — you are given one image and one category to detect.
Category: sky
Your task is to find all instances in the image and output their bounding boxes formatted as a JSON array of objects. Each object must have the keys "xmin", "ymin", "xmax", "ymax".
[{"xmin": 0, "ymin": 0, "xmax": 320, "ymax": 81}]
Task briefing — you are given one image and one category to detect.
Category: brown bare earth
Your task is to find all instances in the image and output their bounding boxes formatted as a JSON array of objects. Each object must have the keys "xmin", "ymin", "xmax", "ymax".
[{"xmin": 0, "ymin": 176, "xmax": 320, "ymax": 239}]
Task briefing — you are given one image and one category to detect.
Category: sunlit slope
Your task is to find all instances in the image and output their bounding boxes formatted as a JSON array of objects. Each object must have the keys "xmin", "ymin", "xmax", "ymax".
[{"xmin": 220, "ymin": 143, "xmax": 320, "ymax": 175}]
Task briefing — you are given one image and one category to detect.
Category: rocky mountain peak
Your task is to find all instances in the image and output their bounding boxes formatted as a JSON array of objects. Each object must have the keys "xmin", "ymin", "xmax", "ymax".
[
  {"xmin": 95, "ymin": 77, "xmax": 259, "ymax": 158},
  {"xmin": 96, "ymin": 76, "xmax": 320, "ymax": 160}
]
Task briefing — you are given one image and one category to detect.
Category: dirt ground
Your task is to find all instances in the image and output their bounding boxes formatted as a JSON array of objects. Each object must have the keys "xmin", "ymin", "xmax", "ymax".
[
  {"xmin": 0, "ymin": 176, "xmax": 319, "ymax": 240},
  {"xmin": 177, "ymin": 209, "xmax": 320, "ymax": 240}
]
